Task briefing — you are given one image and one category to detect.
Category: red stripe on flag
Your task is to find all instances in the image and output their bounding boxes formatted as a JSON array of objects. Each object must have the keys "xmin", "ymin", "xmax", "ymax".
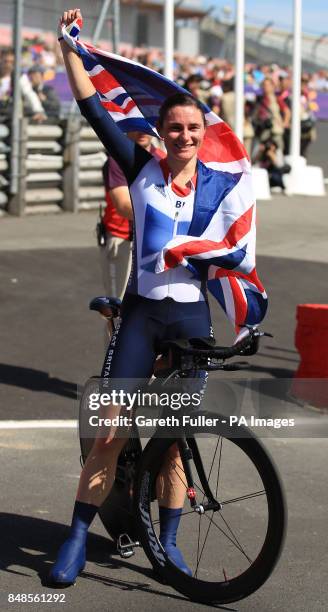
[
  {"xmin": 214, "ymin": 267, "xmax": 265, "ymax": 293},
  {"xmin": 89, "ymin": 70, "xmax": 121, "ymax": 93},
  {"xmin": 228, "ymin": 276, "xmax": 248, "ymax": 331},
  {"xmin": 164, "ymin": 205, "xmax": 254, "ymax": 269},
  {"xmin": 199, "ymin": 123, "xmax": 249, "ymax": 163},
  {"xmin": 101, "ymin": 99, "xmax": 136, "ymax": 115}
]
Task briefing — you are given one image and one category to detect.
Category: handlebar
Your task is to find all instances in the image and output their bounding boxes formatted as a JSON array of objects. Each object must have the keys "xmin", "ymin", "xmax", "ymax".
[
  {"xmin": 155, "ymin": 328, "xmax": 273, "ymax": 376},
  {"xmin": 164, "ymin": 328, "xmax": 271, "ymax": 360}
]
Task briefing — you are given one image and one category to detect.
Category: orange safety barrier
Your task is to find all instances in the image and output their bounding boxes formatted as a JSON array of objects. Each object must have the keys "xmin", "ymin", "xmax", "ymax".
[{"xmin": 291, "ymin": 304, "xmax": 328, "ymax": 408}]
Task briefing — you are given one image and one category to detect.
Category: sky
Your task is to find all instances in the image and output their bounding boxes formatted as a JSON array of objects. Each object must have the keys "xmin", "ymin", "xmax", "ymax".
[{"xmin": 204, "ymin": 1, "xmax": 328, "ymax": 36}]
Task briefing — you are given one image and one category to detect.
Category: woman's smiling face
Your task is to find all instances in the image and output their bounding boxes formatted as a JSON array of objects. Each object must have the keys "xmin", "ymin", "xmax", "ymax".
[{"xmin": 158, "ymin": 105, "xmax": 206, "ymax": 165}]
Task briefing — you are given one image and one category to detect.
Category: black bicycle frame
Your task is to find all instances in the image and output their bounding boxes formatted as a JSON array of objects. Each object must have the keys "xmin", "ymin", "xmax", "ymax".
[{"xmin": 177, "ymin": 435, "xmax": 219, "ymax": 506}]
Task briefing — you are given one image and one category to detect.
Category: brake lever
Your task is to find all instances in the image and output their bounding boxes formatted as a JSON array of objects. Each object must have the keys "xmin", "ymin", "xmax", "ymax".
[{"xmin": 244, "ymin": 325, "xmax": 274, "ymax": 339}]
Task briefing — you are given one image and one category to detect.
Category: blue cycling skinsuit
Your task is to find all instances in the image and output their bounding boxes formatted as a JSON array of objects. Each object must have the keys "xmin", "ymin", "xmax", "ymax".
[{"xmin": 77, "ymin": 93, "xmax": 240, "ymax": 382}]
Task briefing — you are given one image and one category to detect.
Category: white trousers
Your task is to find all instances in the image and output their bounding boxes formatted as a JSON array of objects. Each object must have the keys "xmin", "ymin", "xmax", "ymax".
[{"xmin": 99, "ymin": 233, "xmax": 132, "ymax": 300}]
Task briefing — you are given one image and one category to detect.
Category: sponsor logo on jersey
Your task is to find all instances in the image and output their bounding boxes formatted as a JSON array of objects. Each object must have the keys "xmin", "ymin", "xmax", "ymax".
[{"xmin": 154, "ymin": 184, "xmax": 166, "ymax": 198}]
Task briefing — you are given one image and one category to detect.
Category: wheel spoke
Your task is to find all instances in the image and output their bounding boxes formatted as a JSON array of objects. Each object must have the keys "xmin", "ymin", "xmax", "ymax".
[
  {"xmin": 205, "ymin": 437, "xmax": 221, "ymax": 489},
  {"xmin": 202, "ymin": 513, "xmax": 253, "ymax": 564},
  {"xmin": 195, "ymin": 511, "xmax": 214, "ymax": 576},
  {"xmin": 221, "ymin": 490, "xmax": 266, "ymax": 506},
  {"xmin": 152, "ymin": 509, "xmax": 195, "ymax": 526},
  {"xmin": 195, "ymin": 513, "xmax": 202, "ymax": 578},
  {"xmin": 217, "ymin": 512, "xmax": 253, "ymax": 564},
  {"xmin": 200, "ymin": 436, "xmax": 222, "ymax": 505}
]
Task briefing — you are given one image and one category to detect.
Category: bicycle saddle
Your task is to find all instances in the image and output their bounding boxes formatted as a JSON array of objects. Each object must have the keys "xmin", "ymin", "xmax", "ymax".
[{"xmin": 89, "ymin": 296, "xmax": 122, "ymax": 317}]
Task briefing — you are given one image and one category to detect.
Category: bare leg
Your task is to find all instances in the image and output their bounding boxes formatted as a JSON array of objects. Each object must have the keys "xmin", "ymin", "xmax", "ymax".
[
  {"xmin": 49, "ymin": 402, "xmax": 130, "ymax": 584},
  {"xmin": 76, "ymin": 436, "xmax": 127, "ymax": 506},
  {"xmin": 156, "ymin": 442, "xmax": 187, "ymax": 508},
  {"xmin": 77, "ymin": 403, "xmax": 130, "ymax": 506}
]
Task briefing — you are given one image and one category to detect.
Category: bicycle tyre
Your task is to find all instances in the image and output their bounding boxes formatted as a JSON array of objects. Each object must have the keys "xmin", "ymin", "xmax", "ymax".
[{"xmin": 135, "ymin": 412, "xmax": 286, "ymax": 605}]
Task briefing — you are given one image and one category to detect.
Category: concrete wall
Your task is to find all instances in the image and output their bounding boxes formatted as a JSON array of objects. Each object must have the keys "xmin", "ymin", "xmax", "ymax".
[{"xmin": 177, "ymin": 25, "xmax": 199, "ymax": 57}]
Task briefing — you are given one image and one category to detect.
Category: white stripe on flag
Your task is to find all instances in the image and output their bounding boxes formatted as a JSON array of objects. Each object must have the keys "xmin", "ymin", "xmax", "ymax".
[{"xmin": 220, "ymin": 276, "xmax": 235, "ymax": 323}]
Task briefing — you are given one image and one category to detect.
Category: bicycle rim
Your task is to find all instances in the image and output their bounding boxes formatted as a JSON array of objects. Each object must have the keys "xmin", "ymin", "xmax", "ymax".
[{"xmin": 136, "ymin": 416, "xmax": 286, "ymax": 604}]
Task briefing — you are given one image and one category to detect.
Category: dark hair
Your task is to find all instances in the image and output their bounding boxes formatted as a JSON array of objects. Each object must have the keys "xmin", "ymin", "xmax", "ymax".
[
  {"xmin": 184, "ymin": 74, "xmax": 202, "ymax": 89},
  {"xmin": 222, "ymin": 77, "xmax": 234, "ymax": 93},
  {"xmin": 263, "ymin": 138, "xmax": 278, "ymax": 150},
  {"xmin": 0, "ymin": 47, "xmax": 14, "ymax": 58},
  {"xmin": 158, "ymin": 93, "xmax": 206, "ymax": 128}
]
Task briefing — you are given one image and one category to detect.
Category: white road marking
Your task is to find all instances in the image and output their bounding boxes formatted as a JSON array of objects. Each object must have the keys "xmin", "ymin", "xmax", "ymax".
[{"xmin": 0, "ymin": 420, "xmax": 78, "ymax": 429}]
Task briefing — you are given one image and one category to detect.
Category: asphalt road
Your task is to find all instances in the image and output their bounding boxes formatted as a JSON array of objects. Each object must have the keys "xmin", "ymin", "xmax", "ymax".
[
  {"xmin": 1, "ymin": 430, "xmax": 327, "ymax": 612},
  {"xmin": 1, "ymin": 191, "xmax": 328, "ymax": 610}
]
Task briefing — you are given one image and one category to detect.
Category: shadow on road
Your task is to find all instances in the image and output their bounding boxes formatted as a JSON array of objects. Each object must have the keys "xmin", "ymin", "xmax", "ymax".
[
  {"xmin": 0, "ymin": 364, "xmax": 77, "ymax": 399},
  {"xmin": 0, "ymin": 513, "xmax": 234, "ymax": 610},
  {"xmin": 246, "ymin": 364, "xmax": 295, "ymax": 378}
]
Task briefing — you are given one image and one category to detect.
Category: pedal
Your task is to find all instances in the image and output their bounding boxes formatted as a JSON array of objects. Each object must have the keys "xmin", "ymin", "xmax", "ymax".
[{"xmin": 117, "ymin": 533, "xmax": 140, "ymax": 559}]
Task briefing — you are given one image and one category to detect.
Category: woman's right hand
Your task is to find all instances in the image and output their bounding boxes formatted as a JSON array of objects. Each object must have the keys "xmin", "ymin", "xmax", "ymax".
[
  {"xmin": 57, "ymin": 7, "xmax": 96, "ymax": 100},
  {"xmin": 59, "ymin": 7, "xmax": 82, "ymax": 29}
]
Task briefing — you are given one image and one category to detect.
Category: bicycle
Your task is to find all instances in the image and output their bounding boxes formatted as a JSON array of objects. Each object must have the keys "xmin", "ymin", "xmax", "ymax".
[{"xmin": 79, "ymin": 296, "xmax": 286, "ymax": 605}]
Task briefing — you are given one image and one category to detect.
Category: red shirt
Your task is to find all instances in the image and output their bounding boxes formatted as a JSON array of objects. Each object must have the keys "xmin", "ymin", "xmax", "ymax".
[{"xmin": 103, "ymin": 145, "xmax": 165, "ymax": 239}]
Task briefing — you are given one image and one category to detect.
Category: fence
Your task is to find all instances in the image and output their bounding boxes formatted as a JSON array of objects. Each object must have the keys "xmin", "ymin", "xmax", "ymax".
[
  {"xmin": 0, "ymin": 116, "xmax": 107, "ymax": 216},
  {"xmin": 0, "ymin": 123, "xmax": 9, "ymax": 211}
]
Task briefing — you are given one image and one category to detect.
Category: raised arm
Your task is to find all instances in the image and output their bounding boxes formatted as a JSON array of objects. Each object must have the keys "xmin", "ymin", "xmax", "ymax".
[
  {"xmin": 58, "ymin": 9, "xmax": 151, "ymax": 183},
  {"xmin": 59, "ymin": 41, "xmax": 95, "ymax": 101}
]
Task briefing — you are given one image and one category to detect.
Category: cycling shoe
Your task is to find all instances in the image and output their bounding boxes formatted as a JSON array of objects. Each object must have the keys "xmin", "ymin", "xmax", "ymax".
[{"xmin": 49, "ymin": 538, "xmax": 86, "ymax": 585}]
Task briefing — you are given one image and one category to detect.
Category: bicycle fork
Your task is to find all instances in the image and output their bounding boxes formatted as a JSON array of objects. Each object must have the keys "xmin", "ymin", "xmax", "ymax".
[{"xmin": 178, "ymin": 437, "xmax": 222, "ymax": 514}]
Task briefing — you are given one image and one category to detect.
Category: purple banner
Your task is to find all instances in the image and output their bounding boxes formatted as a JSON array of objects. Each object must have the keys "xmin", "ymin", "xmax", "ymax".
[
  {"xmin": 316, "ymin": 93, "xmax": 328, "ymax": 120},
  {"xmin": 47, "ymin": 72, "xmax": 73, "ymax": 102}
]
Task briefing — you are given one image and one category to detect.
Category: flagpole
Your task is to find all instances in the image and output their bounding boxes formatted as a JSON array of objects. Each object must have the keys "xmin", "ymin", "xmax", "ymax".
[
  {"xmin": 290, "ymin": 0, "xmax": 302, "ymax": 160},
  {"xmin": 92, "ymin": 0, "xmax": 111, "ymax": 45},
  {"xmin": 234, "ymin": 0, "xmax": 245, "ymax": 141},
  {"xmin": 112, "ymin": 0, "xmax": 120, "ymax": 54},
  {"xmin": 164, "ymin": 0, "xmax": 174, "ymax": 80},
  {"xmin": 9, "ymin": 0, "xmax": 24, "ymax": 214}
]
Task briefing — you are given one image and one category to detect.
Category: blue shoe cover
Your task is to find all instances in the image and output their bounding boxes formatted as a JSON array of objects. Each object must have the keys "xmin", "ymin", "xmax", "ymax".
[
  {"xmin": 159, "ymin": 507, "xmax": 192, "ymax": 576},
  {"xmin": 163, "ymin": 543, "xmax": 192, "ymax": 576},
  {"xmin": 49, "ymin": 538, "xmax": 86, "ymax": 585}
]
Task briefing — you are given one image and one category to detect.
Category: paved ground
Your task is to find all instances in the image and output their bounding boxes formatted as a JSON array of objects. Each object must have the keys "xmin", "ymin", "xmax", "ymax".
[
  {"xmin": 0, "ymin": 430, "xmax": 327, "ymax": 612},
  {"xmin": 0, "ymin": 191, "xmax": 327, "ymax": 611}
]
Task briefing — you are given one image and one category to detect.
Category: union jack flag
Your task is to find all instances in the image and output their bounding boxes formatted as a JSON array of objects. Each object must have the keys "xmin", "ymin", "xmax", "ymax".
[{"xmin": 61, "ymin": 19, "xmax": 267, "ymax": 334}]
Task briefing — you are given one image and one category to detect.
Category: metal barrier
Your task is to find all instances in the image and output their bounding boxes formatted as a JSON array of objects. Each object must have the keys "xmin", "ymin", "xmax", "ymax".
[
  {"xmin": 0, "ymin": 116, "xmax": 107, "ymax": 216},
  {"xmin": 0, "ymin": 123, "xmax": 10, "ymax": 212}
]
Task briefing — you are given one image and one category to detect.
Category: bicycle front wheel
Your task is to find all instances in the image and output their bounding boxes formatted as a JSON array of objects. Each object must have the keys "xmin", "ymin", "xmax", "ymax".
[{"xmin": 135, "ymin": 414, "xmax": 286, "ymax": 605}]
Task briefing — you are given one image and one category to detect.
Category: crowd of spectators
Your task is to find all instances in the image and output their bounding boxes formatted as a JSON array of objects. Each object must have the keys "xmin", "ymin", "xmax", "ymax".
[
  {"xmin": 0, "ymin": 45, "xmax": 60, "ymax": 121},
  {"xmin": 124, "ymin": 49, "xmax": 326, "ymax": 188},
  {"xmin": 1, "ymin": 37, "xmax": 327, "ymax": 189}
]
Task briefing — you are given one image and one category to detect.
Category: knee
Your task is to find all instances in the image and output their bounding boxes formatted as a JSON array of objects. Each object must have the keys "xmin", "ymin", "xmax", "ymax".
[
  {"xmin": 166, "ymin": 442, "xmax": 180, "ymax": 461},
  {"xmin": 92, "ymin": 434, "xmax": 125, "ymax": 456}
]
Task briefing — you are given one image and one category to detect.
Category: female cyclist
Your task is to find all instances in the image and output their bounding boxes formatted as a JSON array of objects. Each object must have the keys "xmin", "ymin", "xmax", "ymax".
[{"xmin": 50, "ymin": 8, "xmax": 246, "ymax": 586}]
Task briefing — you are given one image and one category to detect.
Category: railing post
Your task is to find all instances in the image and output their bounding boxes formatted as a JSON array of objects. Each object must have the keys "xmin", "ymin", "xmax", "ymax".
[
  {"xmin": 8, "ymin": 117, "xmax": 28, "ymax": 216},
  {"xmin": 62, "ymin": 116, "xmax": 80, "ymax": 212}
]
